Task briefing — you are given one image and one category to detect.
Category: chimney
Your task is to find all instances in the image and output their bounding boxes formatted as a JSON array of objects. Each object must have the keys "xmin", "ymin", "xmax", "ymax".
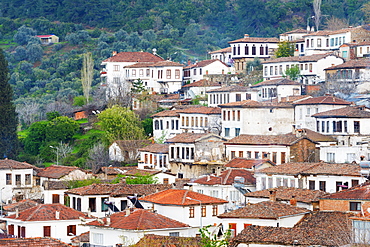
[
  {"xmin": 290, "ymin": 196, "xmax": 297, "ymax": 206},
  {"xmin": 87, "ymin": 208, "xmax": 91, "ymax": 218},
  {"xmin": 244, "ymin": 34, "xmax": 249, "ymax": 38},
  {"xmin": 269, "ymin": 189, "xmax": 277, "ymax": 202},
  {"xmin": 112, "ymin": 51, "xmax": 117, "ymax": 56},
  {"xmin": 55, "ymin": 211, "xmax": 60, "ymax": 220},
  {"xmin": 206, "ymin": 175, "xmax": 210, "ymax": 181},
  {"xmin": 106, "ymin": 217, "xmax": 111, "ymax": 226},
  {"xmin": 125, "ymin": 208, "xmax": 131, "ymax": 217},
  {"xmin": 15, "ymin": 208, "xmax": 19, "ymax": 218},
  {"xmin": 277, "ymin": 94, "xmax": 282, "ymax": 103},
  {"xmin": 152, "ymin": 48, "xmax": 157, "ymax": 55}
]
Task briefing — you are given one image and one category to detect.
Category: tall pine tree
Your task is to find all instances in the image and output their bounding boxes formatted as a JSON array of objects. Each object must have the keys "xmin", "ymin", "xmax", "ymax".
[{"xmin": 0, "ymin": 49, "xmax": 18, "ymax": 159}]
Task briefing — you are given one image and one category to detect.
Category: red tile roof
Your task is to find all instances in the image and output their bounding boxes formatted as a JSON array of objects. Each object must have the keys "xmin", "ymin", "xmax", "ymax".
[
  {"xmin": 184, "ymin": 59, "xmax": 228, "ymax": 69},
  {"xmin": 225, "ymin": 133, "xmax": 314, "ymax": 146},
  {"xmin": 6, "ymin": 203, "xmax": 92, "ymax": 221},
  {"xmin": 140, "ymin": 189, "xmax": 228, "ymax": 205},
  {"xmin": 303, "ymin": 26, "xmax": 369, "ymax": 37},
  {"xmin": 321, "ymin": 182, "xmax": 370, "ymax": 200},
  {"xmin": 71, "ymin": 231, "xmax": 89, "ymax": 243},
  {"xmin": 192, "ymin": 169, "xmax": 255, "ymax": 185},
  {"xmin": 292, "ymin": 95, "xmax": 351, "ymax": 105},
  {"xmin": 229, "ymin": 36, "xmax": 279, "ymax": 44},
  {"xmin": 296, "ymin": 128, "xmax": 336, "ymax": 142},
  {"xmin": 0, "ymin": 159, "xmax": 36, "ymax": 170},
  {"xmin": 66, "ymin": 183, "xmax": 171, "ymax": 197},
  {"xmin": 312, "ymin": 105, "xmax": 370, "ymax": 118},
  {"xmin": 262, "ymin": 53, "xmax": 339, "ymax": 63},
  {"xmin": 206, "ymin": 84, "xmax": 250, "ymax": 93},
  {"xmin": 224, "ymin": 158, "xmax": 275, "ymax": 169},
  {"xmin": 3, "ymin": 199, "xmax": 38, "ymax": 212},
  {"xmin": 165, "ymin": 133, "xmax": 224, "ymax": 143},
  {"xmin": 257, "ymin": 162, "xmax": 361, "ymax": 177},
  {"xmin": 132, "ymin": 234, "xmax": 201, "ymax": 247},
  {"xmin": 245, "ymin": 187, "xmax": 329, "ymax": 203},
  {"xmin": 87, "ymin": 209, "xmax": 189, "ymax": 230},
  {"xmin": 138, "ymin": 143, "xmax": 169, "ymax": 153},
  {"xmin": 37, "ymin": 165, "xmax": 83, "ymax": 179},
  {"xmin": 324, "ymin": 58, "xmax": 370, "ymax": 70},
  {"xmin": 182, "ymin": 79, "xmax": 221, "ymax": 88},
  {"xmin": 209, "ymin": 47, "xmax": 232, "ymax": 54},
  {"xmin": 251, "ymin": 78, "xmax": 301, "ymax": 87},
  {"xmin": 0, "ymin": 237, "xmax": 71, "ymax": 246},
  {"xmin": 177, "ymin": 106, "xmax": 221, "ymax": 115},
  {"xmin": 218, "ymin": 200, "xmax": 309, "ymax": 219},
  {"xmin": 102, "ymin": 52, "xmax": 164, "ymax": 63},
  {"xmin": 151, "ymin": 109, "xmax": 181, "ymax": 117}
]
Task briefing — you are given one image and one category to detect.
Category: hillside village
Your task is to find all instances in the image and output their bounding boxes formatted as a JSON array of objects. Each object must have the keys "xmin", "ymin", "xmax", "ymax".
[{"xmin": 2, "ymin": 25, "xmax": 370, "ymax": 247}]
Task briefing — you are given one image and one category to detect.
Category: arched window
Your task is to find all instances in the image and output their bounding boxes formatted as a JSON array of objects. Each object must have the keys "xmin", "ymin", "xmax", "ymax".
[
  {"xmin": 245, "ymin": 45, "xmax": 249, "ymax": 55},
  {"xmin": 252, "ymin": 45, "xmax": 256, "ymax": 55},
  {"xmin": 260, "ymin": 45, "xmax": 264, "ymax": 55}
]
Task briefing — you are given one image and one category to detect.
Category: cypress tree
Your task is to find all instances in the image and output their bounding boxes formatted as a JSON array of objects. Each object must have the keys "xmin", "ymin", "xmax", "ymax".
[{"xmin": 0, "ymin": 48, "xmax": 18, "ymax": 158}]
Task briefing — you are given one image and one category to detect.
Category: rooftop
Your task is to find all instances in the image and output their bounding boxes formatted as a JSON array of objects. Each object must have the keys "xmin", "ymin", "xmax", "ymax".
[
  {"xmin": 182, "ymin": 79, "xmax": 221, "ymax": 88},
  {"xmin": 219, "ymin": 99, "xmax": 293, "ymax": 108},
  {"xmin": 166, "ymin": 133, "xmax": 225, "ymax": 144},
  {"xmin": 312, "ymin": 105, "xmax": 370, "ymax": 118},
  {"xmin": 206, "ymin": 84, "xmax": 250, "ymax": 93},
  {"xmin": 224, "ymin": 158, "xmax": 275, "ymax": 169},
  {"xmin": 293, "ymin": 95, "xmax": 351, "ymax": 105},
  {"xmin": 3, "ymin": 199, "xmax": 38, "ymax": 212},
  {"xmin": 262, "ymin": 53, "xmax": 339, "ymax": 64},
  {"xmin": 184, "ymin": 59, "xmax": 228, "ymax": 69},
  {"xmin": 225, "ymin": 133, "xmax": 314, "ymax": 146},
  {"xmin": 0, "ymin": 159, "xmax": 36, "ymax": 170},
  {"xmin": 192, "ymin": 169, "xmax": 255, "ymax": 185},
  {"xmin": 37, "ymin": 165, "xmax": 83, "ymax": 179},
  {"xmin": 321, "ymin": 182, "xmax": 370, "ymax": 200},
  {"xmin": 251, "ymin": 78, "xmax": 301, "ymax": 87},
  {"xmin": 209, "ymin": 47, "xmax": 232, "ymax": 54},
  {"xmin": 229, "ymin": 36, "xmax": 279, "ymax": 44},
  {"xmin": 0, "ymin": 237, "xmax": 71, "ymax": 247},
  {"xmin": 177, "ymin": 106, "xmax": 221, "ymax": 115},
  {"xmin": 138, "ymin": 143, "xmax": 169, "ymax": 154},
  {"xmin": 102, "ymin": 51, "xmax": 164, "ymax": 63},
  {"xmin": 325, "ymin": 58, "xmax": 370, "ymax": 70},
  {"xmin": 132, "ymin": 234, "xmax": 201, "ymax": 247}
]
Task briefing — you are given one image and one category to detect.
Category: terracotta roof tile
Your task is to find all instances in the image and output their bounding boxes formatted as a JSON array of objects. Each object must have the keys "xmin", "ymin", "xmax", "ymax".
[
  {"xmin": 71, "ymin": 231, "xmax": 89, "ymax": 243},
  {"xmin": 151, "ymin": 109, "xmax": 181, "ymax": 117},
  {"xmin": 303, "ymin": 26, "xmax": 369, "ymax": 37},
  {"xmin": 66, "ymin": 183, "xmax": 171, "ymax": 197},
  {"xmin": 87, "ymin": 209, "xmax": 189, "ymax": 230},
  {"xmin": 3, "ymin": 199, "xmax": 38, "ymax": 212},
  {"xmin": 321, "ymin": 182, "xmax": 370, "ymax": 200},
  {"xmin": 132, "ymin": 234, "xmax": 201, "ymax": 247},
  {"xmin": 293, "ymin": 95, "xmax": 352, "ymax": 105},
  {"xmin": 42, "ymin": 180, "xmax": 69, "ymax": 190},
  {"xmin": 257, "ymin": 162, "xmax": 361, "ymax": 176},
  {"xmin": 224, "ymin": 158, "xmax": 275, "ymax": 169},
  {"xmin": 295, "ymin": 129, "xmax": 336, "ymax": 142},
  {"xmin": 165, "ymin": 133, "xmax": 211, "ymax": 143},
  {"xmin": 324, "ymin": 58, "xmax": 370, "ymax": 70},
  {"xmin": 124, "ymin": 62, "xmax": 155, "ymax": 68},
  {"xmin": 312, "ymin": 105, "xmax": 370, "ymax": 118},
  {"xmin": 251, "ymin": 78, "xmax": 301, "ymax": 87},
  {"xmin": 206, "ymin": 85, "xmax": 250, "ymax": 93},
  {"xmin": 37, "ymin": 165, "xmax": 83, "ymax": 179},
  {"xmin": 177, "ymin": 106, "xmax": 221, "ymax": 115},
  {"xmin": 262, "ymin": 53, "xmax": 338, "ymax": 63},
  {"xmin": 102, "ymin": 52, "xmax": 164, "ymax": 63},
  {"xmin": 6, "ymin": 203, "xmax": 92, "ymax": 221},
  {"xmin": 209, "ymin": 47, "xmax": 232, "ymax": 54},
  {"xmin": 219, "ymin": 100, "xmax": 293, "ymax": 108},
  {"xmin": 218, "ymin": 201, "xmax": 309, "ymax": 219},
  {"xmin": 0, "ymin": 237, "xmax": 71, "ymax": 246},
  {"xmin": 140, "ymin": 189, "xmax": 228, "ymax": 205},
  {"xmin": 184, "ymin": 59, "xmax": 228, "ymax": 69},
  {"xmin": 225, "ymin": 133, "xmax": 312, "ymax": 146},
  {"xmin": 245, "ymin": 187, "xmax": 329, "ymax": 203},
  {"xmin": 150, "ymin": 61, "xmax": 183, "ymax": 67},
  {"xmin": 182, "ymin": 79, "xmax": 221, "ymax": 88},
  {"xmin": 0, "ymin": 159, "xmax": 36, "ymax": 170},
  {"xmin": 229, "ymin": 37, "xmax": 279, "ymax": 44},
  {"xmin": 138, "ymin": 143, "xmax": 169, "ymax": 153},
  {"xmin": 192, "ymin": 169, "xmax": 255, "ymax": 185}
]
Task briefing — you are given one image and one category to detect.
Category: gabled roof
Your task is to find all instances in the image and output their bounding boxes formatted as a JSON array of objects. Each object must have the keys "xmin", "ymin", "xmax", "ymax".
[
  {"xmin": 102, "ymin": 52, "xmax": 164, "ymax": 63},
  {"xmin": 66, "ymin": 183, "xmax": 171, "ymax": 197},
  {"xmin": 295, "ymin": 129, "xmax": 336, "ymax": 143},
  {"xmin": 132, "ymin": 234, "xmax": 201, "ymax": 247},
  {"xmin": 184, "ymin": 59, "xmax": 228, "ymax": 69},
  {"xmin": 0, "ymin": 159, "xmax": 36, "ymax": 170},
  {"xmin": 293, "ymin": 95, "xmax": 351, "ymax": 105},
  {"xmin": 182, "ymin": 79, "xmax": 221, "ymax": 88},
  {"xmin": 303, "ymin": 26, "xmax": 369, "ymax": 37},
  {"xmin": 230, "ymin": 212, "xmax": 351, "ymax": 246},
  {"xmin": 262, "ymin": 53, "xmax": 339, "ymax": 64},
  {"xmin": 206, "ymin": 84, "xmax": 250, "ymax": 93},
  {"xmin": 225, "ymin": 133, "xmax": 314, "ymax": 146},
  {"xmin": 0, "ymin": 237, "xmax": 71, "ymax": 247},
  {"xmin": 151, "ymin": 109, "xmax": 181, "ymax": 117},
  {"xmin": 3, "ymin": 199, "xmax": 38, "ymax": 212},
  {"xmin": 87, "ymin": 209, "xmax": 189, "ymax": 230},
  {"xmin": 37, "ymin": 165, "xmax": 83, "ymax": 179},
  {"xmin": 228, "ymin": 36, "xmax": 279, "ymax": 44},
  {"xmin": 251, "ymin": 78, "xmax": 301, "ymax": 87},
  {"xmin": 224, "ymin": 158, "xmax": 275, "ymax": 169},
  {"xmin": 192, "ymin": 169, "xmax": 255, "ymax": 185},
  {"xmin": 312, "ymin": 105, "xmax": 370, "ymax": 118},
  {"xmin": 245, "ymin": 187, "xmax": 329, "ymax": 203},
  {"xmin": 321, "ymin": 182, "xmax": 370, "ymax": 200},
  {"xmin": 166, "ymin": 133, "xmax": 226, "ymax": 144},
  {"xmin": 177, "ymin": 106, "xmax": 221, "ymax": 115},
  {"xmin": 138, "ymin": 143, "xmax": 169, "ymax": 153},
  {"xmin": 324, "ymin": 58, "xmax": 370, "ymax": 70},
  {"xmin": 140, "ymin": 189, "xmax": 228, "ymax": 205},
  {"xmin": 6, "ymin": 203, "xmax": 92, "ymax": 221},
  {"xmin": 219, "ymin": 99, "xmax": 293, "ymax": 108},
  {"xmin": 257, "ymin": 162, "xmax": 361, "ymax": 177},
  {"xmin": 218, "ymin": 200, "xmax": 309, "ymax": 219}
]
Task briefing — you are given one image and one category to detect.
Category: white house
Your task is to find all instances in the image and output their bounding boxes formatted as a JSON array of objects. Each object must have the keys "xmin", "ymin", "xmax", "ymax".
[
  {"xmin": 209, "ymin": 47, "xmax": 233, "ymax": 65},
  {"xmin": 262, "ymin": 53, "xmax": 344, "ymax": 84},
  {"xmin": 42, "ymin": 180, "xmax": 69, "ymax": 205},
  {"xmin": 36, "ymin": 34, "xmax": 59, "ymax": 44},
  {"xmin": 140, "ymin": 189, "xmax": 228, "ymax": 228},
  {"xmin": 218, "ymin": 200, "xmax": 310, "ymax": 236},
  {"xmin": 228, "ymin": 34, "xmax": 279, "ymax": 73},
  {"xmin": 293, "ymin": 95, "xmax": 352, "ymax": 130},
  {"xmin": 255, "ymin": 162, "xmax": 365, "ymax": 193},
  {"xmin": 152, "ymin": 109, "xmax": 182, "ymax": 141},
  {"xmin": 178, "ymin": 106, "xmax": 221, "ymax": 135},
  {"xmin": 207, "ymin": 85, "xmax": 258, "ymax": 107},
  {"xmin": 138, "ymin": 143, "xmax": 170, "ymax": 171},
  {"xmin": 87, "ymin": 209, "xmax": 198, "ymax": 246},
  {"xmin": 0, "ymin": 159, "xmax": 37, "ymax": 204},
  {"xmin": 181, "ymin": 79, "xmax": 221, "ymax": 99},
  {"xmin": 183, "ymin": 59, "xmax": 233, "ymax": 83},
  {"xmin": 189, "ymin": 169, "xmax": 256, "ymax": 209},
  {"xmin": 5, "ymin": 203, "xmax": 93, "ymax": 243},
  {"xmin": 65, "ymin": 183, "xmax": 171, "ymax": 217},
  {"xmin": 250, "ymin": 78, "xmax": 302, "ymax": 101}
]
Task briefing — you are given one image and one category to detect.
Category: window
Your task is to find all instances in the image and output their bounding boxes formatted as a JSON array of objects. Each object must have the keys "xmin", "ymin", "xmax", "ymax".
[
  {"xmin": 113, "ymin": 77, "xmax": 120, "ymax": 84},
  {"xmin": 347, "ymin": 153, "xmax": 356, "ymax": 163},
  {"xmin": 327, "ymin": 153, "xmax": 335, "ymax": 162},
  {"xmin": 229, "ymin": 223, "xmax": 237, "ymax": 237},
  {"xmin": 19, "ymin": 226, "xmax": 25, "ymax": 238},
  {"xmin": 252, "ymin": 45, "xmax": 256, "ymax": 55},
  {"xmin": 317, "ymin": 38, "xmax": 321, "ymax": 47},
  {"xmin": 89, "ymin": 198, "xmax": 96, "ymax": 212},
  {"xmin": 92, "ymin": 233, "xmax": 104, "ymax": 245},
  {"xmin": 235, "ymin": 128, "xmax": 240, "ymax": 137},
  {"xmin": 139, "ymin": 69, "xmax": 143, "ymax": 76},
  {"xmin": 231, "ymin": 151, "xmax": 236, "ymax": 159},
  {"xmin": 225, "ymin": 128, "xmax": 230, "ymax": 137},
  {"xmin": 247, "ymin": 151, "xmax": 252, "ymax": 159},
  {"xmin": 189, "ymin": 207, "xmax": 195, "ymax": 218},
  {"xmin": 272, "ymin": 152, "xmax": 277, "ymax": 163},
  {"xmin": 101, "ymin": 197, "xmax": 109, "ymax": 212},
  {"xmin": 132, "ymin": 69, "xmax": 136, "ymax": 76},
  {"xmin": 260, "ymin": 45, "xmax": 264, "ymax": 55},
  {"xmin": 52, "ymin": 194, "xmax": 60, "ymax": 203},
  {"xmin": 238, "ymin": 151, "xmax": 243, "ymax": 157},
  {"xmin": 25, "ymin": 174, "xmax": 31, "ymax": 185},
  {"xmin": 43, "ymin": 226, "xmax": 51, "ymax": 237},
  {"xmin": 236, "ymin": 94, "xmax": 241, "ymax": 102},
  {"xmin": 342, "ymin": 50, "xmax": 348, "ymax": 58},
  {"xmin": 281, "ymin": 152, "xmax": 286, "ymax": 163},
  {"xmin": 350, "ymin": 202, "xmax": 361, "ymax": 211},
  {"xmin": 245, "ymin": 45, "xmax": 249, "ymax": 55},
  {"xmin": 114, "ymin": 65, "xmax": 119, "ymax": 71},
  {"xmin": 77, "ymin": 198, "xmax": 81, "ymax": 211},
  {"xmin": 352, "ymin": 179, "xmax": 359, "ymax": 187},
  {"xmin": 15, "ymin": 175, "xmax": 21, "ymax": 186},
  {"xmin": 166, "ymin": 69, "xmax": 171, "ymax": 79},
  {"xmin": 201, "ymin": 206, "xmax": 206, "ymax": 217},
  {"xmin": 344, "ymin": 121, "xmax": 348, "ymax": 132},
  {"xmin": 175, "ymin": 69, "xmax": 180, "ymax": 79},
  {"xmin": 354, "ymin": 121, "xmax": 360, "ymax": 133},
  {"xmin": 212, "ymin": 205, "xmax": 218, "ymax": 216},
  {"xmin": 309, "ymin": 180, "xmax": 315, "ymax": 190},
  {"xmin": 336, "ymin": 181, "xmax": 343, "ymax": 192},
  {"xmin": 169, "ymin": 232, "xmax": 180, "ymax": 237},
  {"xmin": 8, "ymin": 224, "xmax": 14, "ymax": 235},
  {"xmin": 67, "ymin": 225, "xmax": 76, "ymax": 236},
  {"xmin": 6, "ymin": 174, "xmax": 11, "ymax": 185},
  {"xmin": 319, "ymin": 181, "xmax": 326, "ymax": 191},
  {"xmin": 255, "ymin": 152, "xmax": 259, "ymax": 159}
]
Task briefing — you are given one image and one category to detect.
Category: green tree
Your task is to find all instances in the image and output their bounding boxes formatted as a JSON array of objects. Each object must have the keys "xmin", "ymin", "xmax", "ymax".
[
  {"xmin": 275, "ymin": 41, "xmax": 295, "ymax": 58},
  {"xmin": 97, "ymin": 105, "xmax": 146, "ymax": 143},
  {"xmin": 199, "ymin": 225, "xmax": 231, "ymax": 247},
  {"xmin": 0, "ymin": 48, "xmax": 18, "ymax": 159},
  {"xmin": 45, "ymin": 116, "xmax": 80, "ymax": 143},
  {"xmin": 112, "ymin": 173, "xmax": 158, "ymax": 184},
  {"xmin": 283, "ymin": 65, "xmax": 300, "ymax": 81}
]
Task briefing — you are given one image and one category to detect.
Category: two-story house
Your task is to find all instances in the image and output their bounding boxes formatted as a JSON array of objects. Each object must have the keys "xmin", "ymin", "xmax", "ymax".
[
  {"xmin": 250, "ymin": 78, "xmax": 302, "ymax": 101},
  {"xmin": 228, "ymin": 34, "xmax": 279, "ymax": 73},
  {"xmin": 207, "ymin": 85, "xmax": 257, "ymax": 107},
  {"xmin": 181, "ymin": 79, "xmax": 221, "ymax": 100},
  {"xmin": 152, "ymin": 109, "xmax": 182, "ymax": 141},
  {"xmin": 166, "ymin": 133, "xmax": 227, "ymax": 178},
  {"xmin": 209, "ymin": 47, "xmax": 233, "ymax": 65},
  {"xmin": 183, "ymin": 59, "xmax": 233, "ymax": 83},
  {"xmin": 178, "ymin": 106, "xmax": 221, "ymax": 135},
  {"xmin": 138, "ymin": 143, "xmax": 170, "ymax": 171}
]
